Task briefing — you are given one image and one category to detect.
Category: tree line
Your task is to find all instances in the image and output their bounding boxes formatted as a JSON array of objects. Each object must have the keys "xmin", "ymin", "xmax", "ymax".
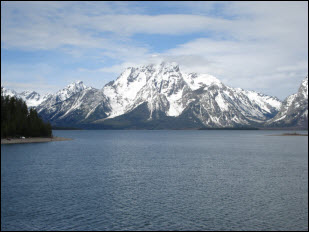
[{"xmin": 1, "ymin": 88, "xmax": 52, "ymax": 138}]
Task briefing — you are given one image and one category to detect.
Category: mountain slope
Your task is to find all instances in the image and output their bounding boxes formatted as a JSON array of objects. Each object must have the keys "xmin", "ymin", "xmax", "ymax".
[
  {"xmin": 266, "ymin": 76, "xmax": 308, "ymax": 129},
  {"xmin": 97, "ymin": 62, "xmax": 281, "ymax": 128},
  {"xmin": 36, "ymin": 81, "xmax": 111, "ymax": 126},
  {"xmin": 2, "ymin": 87, "xmax": 47, "ymax": 107}
]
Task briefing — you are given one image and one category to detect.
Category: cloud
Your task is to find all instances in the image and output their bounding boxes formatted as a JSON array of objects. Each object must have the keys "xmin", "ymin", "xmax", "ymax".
[
  {"xmin": 1, "ymin": 63, "xmax": 64, "ymax": 94},
  {"xmin": 157, "ymin": 35, "xmax": 307, "ymax": 99},
  {"xmin": 1, "ymin": 1, "xmax": 308, "ymax": 99}
]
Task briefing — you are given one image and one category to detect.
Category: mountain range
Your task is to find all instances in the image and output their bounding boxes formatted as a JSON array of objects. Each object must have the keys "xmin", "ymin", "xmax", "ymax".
[
  {"xmin": 2, "ymin": 88, "xmax": 48, "ymax": 107},
  {"xmin": 2, "ymin": 62, "xmax": 308, "ymax": 129}
]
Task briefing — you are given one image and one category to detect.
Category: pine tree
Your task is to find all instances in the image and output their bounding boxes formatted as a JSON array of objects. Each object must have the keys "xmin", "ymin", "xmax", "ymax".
[{"xmin": 1, "ymin": 87, "xmax": 53, "ymax": 138}]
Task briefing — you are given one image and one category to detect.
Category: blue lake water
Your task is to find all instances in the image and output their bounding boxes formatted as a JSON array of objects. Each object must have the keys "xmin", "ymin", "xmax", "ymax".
[{"xmin": 1, "ymin": 130, "xmax": 308, "ymax": 231}]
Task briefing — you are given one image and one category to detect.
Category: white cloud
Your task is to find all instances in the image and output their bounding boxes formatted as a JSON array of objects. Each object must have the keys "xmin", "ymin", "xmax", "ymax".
[
  {"xmin": 157, "ymin": 35, "xmax": 307, "ymax": 99},
  {"xmin": 1, "ymin": 1, "xmax": 308, "ymax": 99},
  {"xmin": 1, "ymin": 63, "xmax": 62, "ymax": 94}
]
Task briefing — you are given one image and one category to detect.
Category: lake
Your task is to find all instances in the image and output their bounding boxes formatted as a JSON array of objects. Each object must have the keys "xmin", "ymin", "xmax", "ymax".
[{"xmin": 1, "ymin": 130, "xmax": 308, "ymax": 231}]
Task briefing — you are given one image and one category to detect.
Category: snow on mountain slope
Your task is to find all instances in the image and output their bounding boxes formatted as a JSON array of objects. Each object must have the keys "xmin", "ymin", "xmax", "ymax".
[
  {"xmin": 103, "ymin": 66, "xmax": 149, "ymax": 117},
  {"xmin": 300, "ymin": 76, "xmax": 308, "ymax": 99},
  {"xmin": 101, "ymin": 62, "xmax": 281, "ymax": 127},
  {"xmin": 37, "ymin": 81, "xmax": 89, "ymax": 111},
  {"xmin": 103, "ymin": 62, "xmax": 188, "ymax": 118},
  {"xmin": 180, "ymin": 83, "xmax": 281, "ymax": 127},
  {"xmin": 243, "ymin": 90, "xmax": 281, "ymax": 112},
  {"xmin": 182, "ymin": 72, "xmax": 222, "ymax": 90},
  {"xmin": 2, "ymin": 87, "xmax": 46, "ymax": 107},
  {"xmin": 2, "ymin": 87, "xmax": 18, "ymax": 98},
  {"xmin": 53, "ymin": 80, "xmax": 88, "ymax": 102},
  {"xmin": 36, "ymin": 81, "xmax": 111, "ymax": 125},
  {"xmin": 267, "ymin": 76, "xmax": 308, "ymax": 128},
  {"xmin": 269, "ymin": 94, "xmax": 296, "ymax": 123}
]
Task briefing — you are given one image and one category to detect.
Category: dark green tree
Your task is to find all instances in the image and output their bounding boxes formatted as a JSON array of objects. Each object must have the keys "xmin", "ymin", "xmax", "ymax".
[{"xmin": 1, "ymin": 87, "xmax": 53, "ymax": 138}]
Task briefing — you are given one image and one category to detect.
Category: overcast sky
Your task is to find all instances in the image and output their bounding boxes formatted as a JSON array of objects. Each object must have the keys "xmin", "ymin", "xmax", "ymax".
[{"xmin": 1, "ymin": 1, "xmax": 308, "ymax": 100}]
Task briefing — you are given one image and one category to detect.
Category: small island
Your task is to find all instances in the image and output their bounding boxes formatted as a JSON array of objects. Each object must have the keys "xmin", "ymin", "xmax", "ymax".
[
  {"xmin": 1, "ymin": 136, "xmax": 72, "ymax": 144},
  {"xmin": 268, "ymin": 132, "xmax": 308, "ymax": 136},
  {"xmin": 280, "ymin": 132, "xmax": 308, "ymax": 136}
]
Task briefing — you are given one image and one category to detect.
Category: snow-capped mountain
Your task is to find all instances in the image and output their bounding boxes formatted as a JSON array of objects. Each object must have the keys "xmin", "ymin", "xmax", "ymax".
[
  {"xmin": 98, "ymin": 62, "xmax": 281, "ymax": 128},
  {"xmin": 267, "ymin": 76, "xmax": 308, "ymax": 129},
  {"xmin": 2, "ymin": 87, "xmax": 46, "ymax": 107},
  {"xmin": 36, "ymin": 81, "xmax": 111, "ymax": 126},
  {"xmin": 2, "ymin": 87, "xmax": 18, "ymax": 98},
  {"xmin": 4, "ymin": 62, "xmax": 297, "ymax": 129},
  {"xmin": 103, "ymin": 62, "xmax": 189, "ymax": 118}
]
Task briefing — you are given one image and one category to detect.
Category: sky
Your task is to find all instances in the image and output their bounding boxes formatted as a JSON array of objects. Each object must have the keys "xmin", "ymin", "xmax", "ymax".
[{"xmin": 1, "ymin": 1, "xmax": 308, "ymax": 100}]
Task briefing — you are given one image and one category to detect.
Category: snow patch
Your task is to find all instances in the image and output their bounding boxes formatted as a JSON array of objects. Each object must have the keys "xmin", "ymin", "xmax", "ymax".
[{"xmin": 215, "ymin": 93, "xmax": 229, "ymax": 111}]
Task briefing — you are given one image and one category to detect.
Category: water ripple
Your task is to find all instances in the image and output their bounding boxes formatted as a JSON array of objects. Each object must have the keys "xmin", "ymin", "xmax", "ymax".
[{"xmin": 1, "ymin": 130, "xmax": 308, "ymax": 231}]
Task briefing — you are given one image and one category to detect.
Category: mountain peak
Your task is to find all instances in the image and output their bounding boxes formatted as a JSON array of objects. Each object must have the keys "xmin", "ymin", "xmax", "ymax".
[
  {"xmin": 69, "ymin": 80, "xmax": 84, "ymax": 86},
  {"xmin": 138, "ymin": 61, "xmax": 180, "ymax": 73},
  {"xmin": 66, "ymin": 80, "xmax": 86, "ymax": 91},
  {"xmin": 53, "ymin": 81, "xmax": 88, "ymax": 102},
  {"xmin": 301, "ymin": 76, "xmax": 308, "ymax": 87},
  {"xmin": 267, "ymin": 76, "xmax": 308, "ymax": 128},
  {"xmin": 183, "ymin": 72, "xmax": 222, "ymax": 90},
  {"xmin": 20, "ymin": 91, "xmax": 41, "ymax": 101},
  {"xmin": 160, "ymin": 61, "xmax": 179, "ymax": 69},
  {"xmin": 299, "ymin": 75, "xmax": 308, "ymax": 99},
  {"xmin": 2, "ymin": 87, "xmax": 17, "ymax": 97},
  {"xmin": 2, "ymin": 87, "xmax": 45, "ymax": 107},
  {"xmin": 153, "ymin": 61, "xmax": 180, "ymax": 73}
]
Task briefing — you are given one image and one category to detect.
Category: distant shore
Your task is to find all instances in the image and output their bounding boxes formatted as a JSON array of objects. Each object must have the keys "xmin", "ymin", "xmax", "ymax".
[
  {"xmin": 1, "ymin": 137, "xmax": 73, "ymax": 144},
  {"xmin": 268, "ymin": 132, "xmax": 308, "ymax": 136}
]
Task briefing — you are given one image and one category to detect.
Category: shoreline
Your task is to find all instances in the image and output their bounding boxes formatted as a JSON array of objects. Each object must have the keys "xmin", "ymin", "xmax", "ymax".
[
  {"xmin": 267, "ymin": 133, "xmax": 308, "ymax": 136},
  {"xmin": 1, "ymin": 137, "xmax": 73, "ymax": 144}
]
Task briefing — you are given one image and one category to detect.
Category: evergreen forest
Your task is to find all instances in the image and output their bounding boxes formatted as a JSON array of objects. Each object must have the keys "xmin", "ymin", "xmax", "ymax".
[{"xmin": 1, "ymin": 88, "xmax": 52, "ymax": 138}]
